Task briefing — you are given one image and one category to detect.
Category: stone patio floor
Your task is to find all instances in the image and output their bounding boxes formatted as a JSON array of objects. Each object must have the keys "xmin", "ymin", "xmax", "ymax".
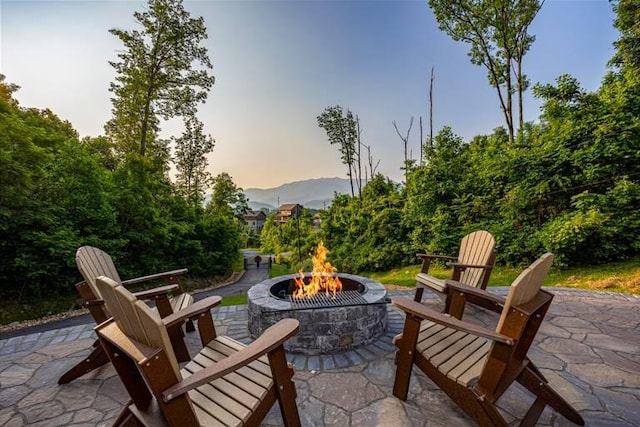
[{"xmin": 1, "ymin": 288, "xmax": 639, "ymax": 426}]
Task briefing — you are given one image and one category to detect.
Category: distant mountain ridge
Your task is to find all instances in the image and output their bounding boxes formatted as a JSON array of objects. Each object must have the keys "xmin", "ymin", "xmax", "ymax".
[{"xmin": 244, "ymin": 177, "xmax": 359, "ymax": 211}]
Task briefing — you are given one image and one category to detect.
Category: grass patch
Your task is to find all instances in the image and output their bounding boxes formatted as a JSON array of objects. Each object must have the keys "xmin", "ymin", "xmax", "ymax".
[
  {"xmin": 270, "ymin": 263, "xmax": 294, "ymax": 278},
  {"xmin": 220, "ymin": 294, "xmax": 247, "ymax": 306},
  {"xmin": 365, "ymin": 256, "xmax": 640, "ymax": 295}
]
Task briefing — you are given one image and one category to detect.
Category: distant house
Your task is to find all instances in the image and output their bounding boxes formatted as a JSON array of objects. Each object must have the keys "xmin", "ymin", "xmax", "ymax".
[
  {"xmin": 244, "ymin": 210, "xmax": 267, "ymax": 233},
  {"xmin": 275, "ymin": 203, "xmax": 303, "ymax": 223}
]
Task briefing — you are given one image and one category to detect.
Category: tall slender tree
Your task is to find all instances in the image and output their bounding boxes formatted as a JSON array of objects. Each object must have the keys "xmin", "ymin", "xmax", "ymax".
[
  {"xmin": 429, "ymin": 0, "xmax": 541, "ymax": 143},
  {"xmin": 317, "ymin": 106, "xmax": 358, "ymax": 197},
  {"xmin": 174, "ymin": 116, "xmax": 215, "ymax": 206},
  {"xmin": 105, "ymin": 0, "xmax": 214, "ymax": 158}
]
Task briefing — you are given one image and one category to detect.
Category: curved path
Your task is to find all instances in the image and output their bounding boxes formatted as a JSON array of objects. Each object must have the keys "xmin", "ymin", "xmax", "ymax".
[{"xmin": 0, "ymin": 274, "xmax": 639, "ymax": 425}]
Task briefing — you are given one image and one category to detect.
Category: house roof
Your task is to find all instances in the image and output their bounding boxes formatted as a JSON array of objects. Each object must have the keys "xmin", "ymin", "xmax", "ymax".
[
  {"xmin": 278, "ymin": 203, "xmax": 302, "ymax": 211},
  {"xmin": 244, "ymin": 210, "xmax": 266, "ymax": 220}
]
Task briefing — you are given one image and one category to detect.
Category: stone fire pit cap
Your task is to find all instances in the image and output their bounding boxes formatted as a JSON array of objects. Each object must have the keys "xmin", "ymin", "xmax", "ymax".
[{"xmin": 247, "ymin": 273, "xmax": 387, "ymax": 311}]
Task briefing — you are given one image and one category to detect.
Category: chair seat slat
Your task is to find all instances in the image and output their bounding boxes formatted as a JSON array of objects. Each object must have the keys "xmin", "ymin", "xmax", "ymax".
[
  {"xmin": 421, "ymin": 330, "xmax": 469, "ymax": 363},
  {"xmin": 416, "ymin": 324, "xmax": 458, "ymax": 351},
  {"xmin": 215, "ymin": 336, "xmax": 270, "ymax": 366},
  {"xmin": 188, "ymin": 388, "xmax": 243, "ymax": 426},
  {"xmin": 184, "ymin": 352, "xmax": 269, "ymax": 406},
  {"xmin": 429, "ymin": 332, "xmax": 480, "ymax": 368},
  {"xmin": 190, "ymin": 383, "xmax": 253, "ymax": 423},
  {"xmin": 171, "ymin": 293, "xmax": 193, "ymax": 312},
  {"xmin": 194, "ymin": 347, "xmax": 273, "ymax": 396},
  {"xmin": 445, "ymin": 340, "xmax": 491, "ymax": 385},
  {"xmin": 207, "ymin": 339, "xmax": 272, "ymax": 378}
]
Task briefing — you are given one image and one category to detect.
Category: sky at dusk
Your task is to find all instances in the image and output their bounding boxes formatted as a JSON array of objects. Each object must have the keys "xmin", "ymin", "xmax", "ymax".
[{"xmin": 1, "ymin": 0, "xmax": 619, "ymax": 189}]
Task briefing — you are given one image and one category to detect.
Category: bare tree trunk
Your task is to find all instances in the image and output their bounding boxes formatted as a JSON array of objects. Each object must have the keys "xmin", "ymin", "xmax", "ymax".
[
  {"xmin": 364, "ymin": 144, "xmax": 379, "ymax": 179},
  {"xmin": 429, "ymin": 66, "xmax": 434, "ymax": 153},
  {"xmin": 498, "ymin": 4, "xmax": 515, "ymax": 144},
  {"xmin": 393, "ymin": 117, "xmax": 414, "ymax": 184},
  {"xmin": 419, "ymin": 116, "xmax": 423, "ymax": 165},
  {"xmin": 517, "ymin": 56, "xmax": 524, "ymax": 134},
  {"xmin": 356, "ymin": 115, "xmax": 363, "ymax": 198}
]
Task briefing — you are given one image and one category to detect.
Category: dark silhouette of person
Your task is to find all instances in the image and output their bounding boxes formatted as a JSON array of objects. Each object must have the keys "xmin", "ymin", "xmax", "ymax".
[{"xmin": 254, "ymin": 255, "xmax": 262, "ymax": 268}]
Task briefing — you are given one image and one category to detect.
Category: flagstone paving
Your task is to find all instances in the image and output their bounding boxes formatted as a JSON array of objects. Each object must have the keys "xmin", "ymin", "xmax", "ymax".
[{"xmin": 1, "ymin": 288, "xmax": 639, "ymax": 426}]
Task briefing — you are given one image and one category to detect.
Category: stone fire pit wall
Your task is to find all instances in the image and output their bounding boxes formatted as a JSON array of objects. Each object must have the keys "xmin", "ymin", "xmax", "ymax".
[{"xmin": 247, "ymin": 273, "xmax": 388, "ymax": 355}]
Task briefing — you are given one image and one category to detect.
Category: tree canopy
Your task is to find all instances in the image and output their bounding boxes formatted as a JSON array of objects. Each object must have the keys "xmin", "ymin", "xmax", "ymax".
[
  {"xmin": 429, "ymin": 0, "xmax": 542, "ymax": 143},
  {"xmin": 105, "ymin": 0, "xmax": 214, "ymax": 157}
]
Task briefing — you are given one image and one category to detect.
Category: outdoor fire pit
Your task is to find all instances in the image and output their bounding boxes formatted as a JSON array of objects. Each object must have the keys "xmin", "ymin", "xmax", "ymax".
[{"xmin": 247, "ymin": 272, "xmax": 388, "ymax": 354}]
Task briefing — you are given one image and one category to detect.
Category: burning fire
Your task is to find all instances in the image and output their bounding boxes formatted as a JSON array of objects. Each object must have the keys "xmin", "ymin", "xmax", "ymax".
[{"xmin": 293, "ymin": 241, "xmax": 342, "ymax": 299}]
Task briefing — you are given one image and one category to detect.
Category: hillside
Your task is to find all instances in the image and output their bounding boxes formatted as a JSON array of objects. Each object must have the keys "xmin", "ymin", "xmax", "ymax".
[{"xmin": 244, "ymin": 177, "xmax": 360, "ymax": 211}]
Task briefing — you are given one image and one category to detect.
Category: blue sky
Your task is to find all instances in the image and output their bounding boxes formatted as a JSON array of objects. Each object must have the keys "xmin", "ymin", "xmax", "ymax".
[{"xmin": 1, "ymin": 0, "xmax": 618, "ymax": 189}]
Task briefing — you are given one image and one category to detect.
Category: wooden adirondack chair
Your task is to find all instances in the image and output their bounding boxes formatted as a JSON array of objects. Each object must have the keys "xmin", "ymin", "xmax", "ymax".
[
  {"xmin": 57, "ymin": 246, "xmax": 195, "ymax": 384},
  {"xmin": 393, "ymin": 253, "xmax": 585, "ymax": 426},
  {"xmin": 76, "ymin": 246, "xmax": 194, "ymax": 326},
  {"xmin": 95, "ymin": 276, "xmax": 301, "ymax": 427},
  {"xmin": 414, "ymin": 230, "xmax": 495, "ymax": 311}
]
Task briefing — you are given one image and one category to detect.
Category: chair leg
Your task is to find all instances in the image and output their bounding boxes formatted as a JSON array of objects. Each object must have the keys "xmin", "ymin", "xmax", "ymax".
[
  {"xmin": 413, "ymin": 287, "xmax": 424, "ymax": 302},
  {"xmin": 268, "ymin": 345, "xmax": 301, "ymax": 427},
  {"xmin": 517, "ymin": 365, "xmax": 585, "ymax": 426},
  {"xmin": 111, "ymin": 403, "xmax": 142, "ymax": 427},
  {"xmin": 185, "ymin": 319, "xmax": 195, "ymax": 332},
  {"xmin": 166, "ymin": 324, "xmax": 191, "ymax": 363},
  {"xmin": 58, "ymin": 341, "xmax": 110, "ymax": 384},
  {"xmin": 392, "ymin": 316, "xmax": 421, "ymax": 401}
]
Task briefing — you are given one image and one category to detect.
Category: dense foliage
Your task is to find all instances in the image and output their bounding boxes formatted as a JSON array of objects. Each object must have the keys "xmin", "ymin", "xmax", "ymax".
[
  {"xmin": 287, "ymin": 0, "xmax": 640, "ymax": 272},
  {"xmin": 0, "ymin": 0, "xmax": 242, "ymax": 303},
  {"xmin": 2, "ymin": 0, "xmax": 638, "ymax": 310},
  {"xmin": 0, "ymin": 87, "xmax": 243, "ymax": 300}
]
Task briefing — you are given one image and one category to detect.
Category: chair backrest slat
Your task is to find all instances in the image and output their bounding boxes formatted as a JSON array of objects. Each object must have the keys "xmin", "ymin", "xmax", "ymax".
[
  {"xmin": 96, "ymin": 276, "xmax": 181, "ymax": 379},
  {"xmin": 458, "ymin": 230, "xmax": 495, "ymax": 287},
  {"xmin": 96, "ymin": 276, "xmax": 146, "ymax": 346},
  {"xmin": 496, "ymin": 253, "xmax": 553, "ymax": 333},
  {"xmin": 77, "ymin": 246, "xmax": 121, "ymax": 297}
]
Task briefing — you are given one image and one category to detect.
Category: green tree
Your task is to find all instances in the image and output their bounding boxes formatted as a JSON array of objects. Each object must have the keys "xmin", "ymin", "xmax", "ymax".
[
  {"xmin": 208, "ymin": 172, "xmax": 249, "ymax": 220},
  {"xmin": 174, "ymin": 116, "xmax": 215, "ymax": 206},
  {"xmin": 317, "ymin": 106, "xmax": 359, "ymax": 197},
  {"xmin": 105, "ymin": 0, "xmax": 214, "ymax": 157},
  {"xmin": 429, "ymin": 0, "xmax": 542, "ymax": 143},
  {"xmin": 320, "ymin": 174, "xmax": 411, "ymax": 272},
  {"xmin": 260, "ymin": 210, "xmax": 317, "ymax": 261},
  {"xmin": 0, "ymin": 74, "xmax": 20, "ymax": 104},
  {"xmin": 609, "ymin": 0, "xmax": 640, "ymax": 76}
]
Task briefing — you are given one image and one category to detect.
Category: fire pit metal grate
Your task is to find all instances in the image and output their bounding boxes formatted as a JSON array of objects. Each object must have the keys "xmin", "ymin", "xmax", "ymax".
[{"xmin": 285, "ymin": 290, "xmax": 368, "ymax": 310}]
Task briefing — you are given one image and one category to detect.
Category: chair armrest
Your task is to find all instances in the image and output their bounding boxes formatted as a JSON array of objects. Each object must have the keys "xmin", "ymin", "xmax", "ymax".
[
  {"xmin": 162, "ymin": 296, "xmax": 222, "ymax": 328},
  {"xmin": 132, "ymin": 284, "xmax": 179, "ymax": 300},
  {"xmin": 417, "ymin": 254, "xmax": 458, "ymax": 275},
  {"xmin": 392, "ymin": 297, "xmax": 513, "ymax": 345},
  {"xmin": 121, "ymin": 268, "xmax": 188, "ymax": 286},
  {"xmin": 449, "ymin": 262, "xmax": 493, "ymax": 271},
  {"xmin": 161, "ymin": 318, "xmax": 300, "ymax": 403},
  {"xmin": 444, "ymin": 280, "xmax": 505, "ymax": 305},
  {"xmin": 417, "ymin": 253, "xmax": 458, "ymax": 262}
]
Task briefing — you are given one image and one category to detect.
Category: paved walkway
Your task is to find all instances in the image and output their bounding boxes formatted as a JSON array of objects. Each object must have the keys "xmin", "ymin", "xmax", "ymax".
[{"xmin": 1, "ymin": 265, "xmax": 639, "ymax": 425}]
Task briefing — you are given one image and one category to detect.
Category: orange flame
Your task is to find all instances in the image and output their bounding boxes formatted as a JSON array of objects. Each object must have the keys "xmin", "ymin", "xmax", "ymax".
[{"xmin": 293, "ymin": 241, "xmax": 342, "ymax": 298}]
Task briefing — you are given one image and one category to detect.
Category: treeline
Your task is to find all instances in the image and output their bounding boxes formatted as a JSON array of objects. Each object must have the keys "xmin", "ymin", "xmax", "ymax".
[
  {"xmin": 0, "ymin": 81, "xmax": 243, "ymax": 300},
  {"xmin": 263, "ymin": 1, "xmax": 640, "ymax": 271}
]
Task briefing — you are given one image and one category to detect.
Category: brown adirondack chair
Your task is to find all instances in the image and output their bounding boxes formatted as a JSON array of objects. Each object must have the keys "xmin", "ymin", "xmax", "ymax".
[
  {"xmin": 393, "ymin": 253, "xmax": 585, "ymax": 426},
  {"xmin": 414, "ymin": 230, "xmax": 495, "ymax": 311},
  {"xmin": 95, "ymin": 275, "xmax": 301, "ymax": 427},
  {"xmin": 76, "ymin": 246, "xmax": 194, "ymax": 326},
  {"xmin": 57, "ymin": 246, "xmax": 195, "ymax": 384}
]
